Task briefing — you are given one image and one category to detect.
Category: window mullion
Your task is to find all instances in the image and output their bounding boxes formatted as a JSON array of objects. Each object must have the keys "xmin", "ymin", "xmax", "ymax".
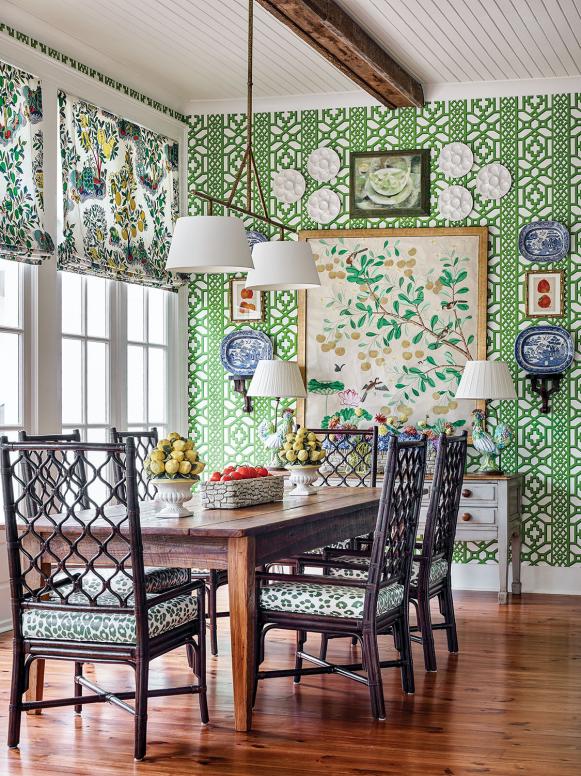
[{"xmin": 110, "ymin": 280, "xmax": 127, "ymax": 431}]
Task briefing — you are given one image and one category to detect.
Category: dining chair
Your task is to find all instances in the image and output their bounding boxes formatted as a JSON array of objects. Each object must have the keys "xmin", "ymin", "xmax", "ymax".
[
  {"xmin": 109, "ymin": 427, "xmax": 225, "ymax": 657},
  {"xmin": 0, "ymin": 436, "xmax": 208, "ymax": 761},
  {"xmin": 313, "ymin": 431, "xmax": 468, "ymax": 672},
  {"xmin": 409, "ymin": 430, "xmax": 468, "ymax": 671},
  {"xmin": 21, "ymin": 429, "xmax": 189, "ymax": 597},
  {"xmin": 254, "ymin": 435, "xmax": 427, "ymax": 720}
]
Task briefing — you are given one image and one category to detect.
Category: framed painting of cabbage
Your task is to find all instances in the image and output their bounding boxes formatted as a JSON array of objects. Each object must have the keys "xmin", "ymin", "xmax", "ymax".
[
  {"xmin": 297, "ymin": 227, "xmax": 488, "ymax": 431},
  {"xmin": 350, "ymin": 149, "xmax": 430, "ymax": 217}
]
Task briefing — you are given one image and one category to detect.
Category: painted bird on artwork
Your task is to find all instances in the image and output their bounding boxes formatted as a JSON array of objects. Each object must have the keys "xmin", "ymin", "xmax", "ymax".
[{"xmin": 470, "ymin": 408, "xmax": 513, "ymax": 473}]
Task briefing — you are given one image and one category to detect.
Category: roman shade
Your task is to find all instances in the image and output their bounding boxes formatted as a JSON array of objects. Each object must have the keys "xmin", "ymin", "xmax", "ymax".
[
  {"xmin": 57, "ymin": 90, "xmax": 185, "ymax": 290},
  {"xmin": 0, "ymin": 58, "xmax": 53, "ymax": 264}
]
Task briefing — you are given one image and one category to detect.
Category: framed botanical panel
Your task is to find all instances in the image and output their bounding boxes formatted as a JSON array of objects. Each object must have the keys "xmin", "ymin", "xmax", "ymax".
[
  {"xmin": 350, "ymin": 149, "xmax": 431, "ymax": 218},
  {"xmin": 297, "ymin": 228, "xmax": 488, "ymax": 430},
  {"xmin": 229, "ymin": 278, "xmax": 265, "ymax": 322},
  {"xmin": 525, "ymin": 270, "xmax": 564, "ymax": 318}
]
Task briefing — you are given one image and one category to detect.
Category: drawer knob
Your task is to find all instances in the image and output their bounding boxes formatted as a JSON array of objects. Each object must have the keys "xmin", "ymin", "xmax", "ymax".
[
  {"xmin": 462, "ymin": 488, "xmax": 472, "ymax": 498},
  {"xmin": 461, "ymin": 512, "xmax": 472, "ymax": 521},
  {"xmin": 422, "ymin": 488, "xmax": 429, "ymax": 496}
]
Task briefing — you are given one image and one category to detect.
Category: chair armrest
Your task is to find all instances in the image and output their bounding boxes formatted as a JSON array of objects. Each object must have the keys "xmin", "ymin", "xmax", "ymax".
[
  {"xmin": 291, "ymin": 556, "xmax": 369, "ymax": 572},
  {"xmin": 256, "ymin": 571, "xmax": 368, "ymax": 588},
  {"xmin": 145, "ymin": 579, "xmax": 205, "ymax": 608},
  {"xmin": 325, "ymin": 548, "xmax": 372, "ymax": 559}
]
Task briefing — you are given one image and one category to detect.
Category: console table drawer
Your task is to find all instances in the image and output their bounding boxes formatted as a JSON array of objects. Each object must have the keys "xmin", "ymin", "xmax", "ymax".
[
  {"xmin": 456, "ymin": 507, "xmax": 496, "ymax": 525},
  {"xmin": 422, "ymin": 480, "xmax": 497, "ymax": 506}
]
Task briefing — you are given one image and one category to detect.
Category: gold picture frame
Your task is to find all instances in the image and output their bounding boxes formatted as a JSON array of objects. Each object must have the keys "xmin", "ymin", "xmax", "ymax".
[
  {"xmin": 525, "ymin": 269, "xmax": 564, "ymax": 318},
  {"xmin": 297, "ymin": 227, "xmax": 488, "ymax": 429}
]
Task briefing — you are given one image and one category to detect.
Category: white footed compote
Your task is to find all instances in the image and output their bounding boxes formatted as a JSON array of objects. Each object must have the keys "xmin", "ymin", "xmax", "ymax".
[
  {"xmin": 285, "ymin": 465, "xmax": 320, "ymax": 496},
  {"xmin": 152, "ymin": 478, "xmax": 196, "ymax": 517}
]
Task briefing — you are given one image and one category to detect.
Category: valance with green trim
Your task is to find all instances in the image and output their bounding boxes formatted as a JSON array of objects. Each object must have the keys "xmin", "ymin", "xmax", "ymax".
[
  {"xmin": 0, "ymin": 59, "xmax": 54, "ymax": 264},
  {"xmin": 57, "ymin": 90, "xmax": 185, "ymax": 290}
]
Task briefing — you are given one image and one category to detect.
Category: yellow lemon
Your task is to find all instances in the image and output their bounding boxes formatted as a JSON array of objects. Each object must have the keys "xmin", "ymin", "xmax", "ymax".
[
  {"xmin": 150, "ymin": 461, "xmax": 164, "ymax": 476},
  {"xmin": 158, "ymin": 439, "xmax": 171, "ymax": 449},
  {"xmin": 168, "ymin": 432, "xmax": 180, "ymax": 440},
  {"xmin": 151, "ymin": 450, "xmax": 165, "ymax": 462},
  {"xmin": 185, "ymin": 449, "xmax": 198, "ymax": 463},
  {"xmin": 297, "ymin": 449, "xmax": 309, "ymax": 462},
  {"xmin": 283, "ymin": 442, "xmax": 292, "ymax": 451},
  {"xmin": 184, "ymin": 440, "xmax": 194, "ymax": 450},
  {"xmin": 178, "ymin": 461, "xmax": 192, "ymax": 476},
  {"xmin": 164, "ymin": 460, "xmax": 179, "ymax": 475},
  {"xmin": 172, "ymin": 439, "xmax": 186, "ymax": 451},
  {"xmin": 286, "ymin": 433, "xmax": 295, "ymax": 442},
  {"xmin": 171, "ymin": 450, "xmax": 185, "ymax": 461},
  {"xmin": 285, "ymin": 450, "xmax": 297, "ymax": 463},
  {"xmin": 191, "ymin": 461, "xmax": 205, "ymax": 475},
  {"xmin": 278, "ymin": 451, "xmax": 287, "ymax": 460},
  {"xmin": 293, "ymin": 441, "xmax": 303, "ymax": 451},
  {"xmin": 308, "ymin": 433, "xmax": 317, "ymax": 441}
]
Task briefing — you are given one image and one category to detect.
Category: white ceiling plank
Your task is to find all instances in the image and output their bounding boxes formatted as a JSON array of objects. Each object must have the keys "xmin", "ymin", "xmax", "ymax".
[{"xmin": 1, "ymin": 0, "xmax": 580, "ymax": 112}]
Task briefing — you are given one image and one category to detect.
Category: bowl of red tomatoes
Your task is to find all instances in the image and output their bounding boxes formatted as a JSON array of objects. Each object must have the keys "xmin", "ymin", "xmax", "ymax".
[{"xmin": 201, "ymin": 464, "xmax": 284, "ymax": 509}]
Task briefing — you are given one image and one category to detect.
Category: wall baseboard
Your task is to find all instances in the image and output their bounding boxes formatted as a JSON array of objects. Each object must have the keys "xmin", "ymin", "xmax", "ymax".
[{"xmin": 452, "ymin": 563, "xmax": 581, "ymax": 595}]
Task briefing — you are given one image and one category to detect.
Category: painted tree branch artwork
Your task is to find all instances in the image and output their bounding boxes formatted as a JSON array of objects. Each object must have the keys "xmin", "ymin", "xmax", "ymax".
[{"xmin": 300, "ymin": 229, "xmax": 487, "ymax": 429}]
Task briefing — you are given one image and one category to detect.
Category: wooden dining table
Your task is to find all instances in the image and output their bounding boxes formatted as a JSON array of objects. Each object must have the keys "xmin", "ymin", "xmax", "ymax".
[{"xmin": 7, "ymin": 486, "xmax": 382, "ymax": 732}]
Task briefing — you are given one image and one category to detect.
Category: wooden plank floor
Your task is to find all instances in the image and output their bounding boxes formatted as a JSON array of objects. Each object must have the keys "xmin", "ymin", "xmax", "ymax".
[{"xmin": 0, "ymin": 591, "xmax": 579, "ymax": 775}]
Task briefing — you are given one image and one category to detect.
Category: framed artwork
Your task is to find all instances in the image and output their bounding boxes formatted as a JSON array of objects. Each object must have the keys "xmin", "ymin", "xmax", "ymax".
[
  {"xmin": 229, "ymin": 278, "xmax": 265, "ymax": 322},
  {"xmin": 350, "ymin": 149, "xmax": 431, "ymax": 218},
  {"xmin": 525, "ymin": 270, "xmax": 564, "ymax": 318},
  {"xmin": 297, "ymin": 228, "xmax": 488, "ymax": 431}
]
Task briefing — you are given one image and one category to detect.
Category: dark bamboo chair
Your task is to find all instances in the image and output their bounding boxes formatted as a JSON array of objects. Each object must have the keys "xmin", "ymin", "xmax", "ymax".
[
  {"xmin": 109, "ymin": 427, "xmax": 225, "ymax": 657},
  {"xmin": 255, "ymin": 435, "xmax": 427, "ymax": 720},
  {"xmin": 1, "ymin": 436, "xmax": 208, "ymax": 760},
  {"xmin": 409, "ymin": 431, "xmax": 468, "ymax": 671},
  {"xmin": 315, "ymin": 432, "xmax": 468, "ymax": 672}
]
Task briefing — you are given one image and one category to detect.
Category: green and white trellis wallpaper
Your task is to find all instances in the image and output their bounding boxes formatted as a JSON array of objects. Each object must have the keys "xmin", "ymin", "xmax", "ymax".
[{"xmin": 188, "ymin": 94, "xmax": 580, "ymax": 568}]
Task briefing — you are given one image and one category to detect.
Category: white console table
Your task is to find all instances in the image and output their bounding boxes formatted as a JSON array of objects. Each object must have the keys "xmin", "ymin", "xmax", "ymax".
[{"xmin": 420, "ymin": 473, "xmax": 524, "ymax": 604}]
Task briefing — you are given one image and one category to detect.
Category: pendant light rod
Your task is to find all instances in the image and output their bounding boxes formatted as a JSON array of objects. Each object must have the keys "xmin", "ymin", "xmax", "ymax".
[{"xmin": 191, "ymin": 0, "xmax": 296, "ymax": 237}]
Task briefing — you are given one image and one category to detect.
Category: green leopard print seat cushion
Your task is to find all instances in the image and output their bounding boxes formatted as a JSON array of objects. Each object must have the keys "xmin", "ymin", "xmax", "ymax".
[
  {"xmin": 259, "ymin": 580, "xmax": 404, "ymax": 619},
  {"xmin": 327, "ymin": 556, "xmax": 449, "ymax": 586},
  {"xmin": 144, "ymin": 566, "xmax": 190, "ymax": 591},
  {"xmin": 21, "ymin": 572, "xmax": 199, "ymax": 644}
]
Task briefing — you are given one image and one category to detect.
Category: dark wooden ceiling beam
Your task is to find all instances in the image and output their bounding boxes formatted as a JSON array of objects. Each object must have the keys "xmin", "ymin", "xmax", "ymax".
[{"xmin": 256, "ymin": 0, "xmax": 424, "ymax": 108}]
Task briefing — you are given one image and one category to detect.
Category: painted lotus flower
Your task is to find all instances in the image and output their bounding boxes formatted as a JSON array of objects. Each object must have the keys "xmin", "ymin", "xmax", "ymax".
[{"xmin": 338, "ymin": 388, "xmax": 361, "ymax": 407}]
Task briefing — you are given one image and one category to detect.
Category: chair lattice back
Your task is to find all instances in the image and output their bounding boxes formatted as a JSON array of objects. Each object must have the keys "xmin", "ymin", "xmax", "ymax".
[
  {"xmin": 110, "ymin": 427, "xmax": 158, "ymax": 501},
  {"xmin": 18, "ymin": 430, "xmax": 90, "ymax": 513},
  {"xmin": 0, "ymin": 437, "xmax": 147, "ymax": 636},
  {"xmin": 423, "ymin": 431, "xmax": 468, "ymax": 565},
  {"xmin": 312, "ymin": 427, "xmax": 379, "ymax": 487},
  {"xmin": 364, "ymin": 436, "xmax": 426, "ymax": 616}
]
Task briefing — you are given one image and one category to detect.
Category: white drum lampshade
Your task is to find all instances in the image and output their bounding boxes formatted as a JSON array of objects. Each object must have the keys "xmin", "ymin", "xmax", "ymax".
[
  {"xmin": 166, "ymin": 215, "xmax": 253, "ymax": 274},
  {"xmin": 455, "ymin": 360, "xmax": 516, "ymax": 400},
  {"xmin": 245, "ymin": 241, "xmax": 320, "ymax": 291},
  {"xmin": 247, "ymin": 360, "xmax": 306, "ymax": 399}
]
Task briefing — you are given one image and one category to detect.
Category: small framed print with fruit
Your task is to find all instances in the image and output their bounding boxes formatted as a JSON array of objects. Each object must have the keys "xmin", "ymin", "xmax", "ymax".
[
  {"xmin": 525, "ymin": 270, "xmax": 564, "ymax": 318},
  {"xmin": 229, "ymin": 278, "xmax": 265, "ymax": 322}
]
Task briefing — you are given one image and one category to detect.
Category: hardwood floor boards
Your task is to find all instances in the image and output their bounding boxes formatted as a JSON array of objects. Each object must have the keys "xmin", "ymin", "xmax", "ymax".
[{"xmin": 0, "ymin": 591, "xmax": 579, "ymax": 775}]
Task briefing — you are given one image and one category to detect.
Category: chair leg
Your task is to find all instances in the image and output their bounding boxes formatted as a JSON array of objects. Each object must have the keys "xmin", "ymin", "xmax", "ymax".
[
  {"xmin": 319, "ymin": 633, "xmax": 328, "ymax": 661},
  {"xmin": 207, "ymin": 572, "xmax": 219, "ymax": 657},
  {"xmin": 440, "ymin": 581, "xmax": 459, "ymax": 653},
  {"xmin": 134, "ymin": 658, "xmax": 149, "ymax": 761},
  {"xmin": 398, "ymin": 609, "xmax": 415, "ymax": 694},
  {"xmin": 417, "ymin": 592, "xmax": 437, "ymax": 673},
  {"xmin": 74, "ymin": 662, "xmax": 83, "ymax": 714},
  {"xmin": 362, "ymin": 630, "xmax": 385, "ymax": 720},
  {"xmin": 7, "ymin": 641, "xmax": 25, "ymax": 749},
  {"xmin": 294, "ymin": 630, "xmax": 306, "ymax": 684}
]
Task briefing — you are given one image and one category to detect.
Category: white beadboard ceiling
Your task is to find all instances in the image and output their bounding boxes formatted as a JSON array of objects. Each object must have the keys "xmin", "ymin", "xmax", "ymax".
[{"xmin": 2, "ymin": 0, "xmax": 580, "ymax": 115}]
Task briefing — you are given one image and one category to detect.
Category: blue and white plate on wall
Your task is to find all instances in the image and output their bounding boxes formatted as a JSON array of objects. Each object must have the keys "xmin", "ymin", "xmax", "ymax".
[
  {"xmin": 220, "ymin": 329, "xmax": 273, "ymax": 376},
  {"xmin": 514, "ymin": 325, "xmax": 574, "ymax": 374},
  {"xmin": 518, "ymin": 221, "xmax": 569, "ymax": 262},
  {"xmin": 246, "ymin": 231, "xmax": 268, "ymax": 251}
]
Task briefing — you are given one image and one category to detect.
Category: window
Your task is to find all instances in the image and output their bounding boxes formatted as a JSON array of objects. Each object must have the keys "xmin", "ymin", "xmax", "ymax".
[
  {"xmin": 61, "ymin": 272, "xmax": 110, "ymax": 441},
  {"xmin": 0, "ymin": 259, "xmax": 25, "ymax": 436},
  {"xmin": 127, "ymin": 285, "xmax": 169, "ymax": 439}
]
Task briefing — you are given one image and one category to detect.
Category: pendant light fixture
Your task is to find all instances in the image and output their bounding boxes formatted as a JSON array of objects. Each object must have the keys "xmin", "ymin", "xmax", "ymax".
[{"xmin": 172, "ymin": 0, "xmax": 320, "ymax": 289}]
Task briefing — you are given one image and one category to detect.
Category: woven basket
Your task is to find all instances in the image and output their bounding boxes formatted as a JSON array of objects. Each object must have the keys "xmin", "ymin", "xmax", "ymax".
[{"xmin": 200, "ymin": 475, "xmax": 284, "ymax": 509}]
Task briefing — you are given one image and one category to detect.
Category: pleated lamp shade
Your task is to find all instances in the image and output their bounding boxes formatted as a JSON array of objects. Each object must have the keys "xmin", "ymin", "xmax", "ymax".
[
  {"xmin": 166, "ymin": 216, "xmax": 253, "ymax": 273},
  {"xmin": 245, "ymin": 241, "xmax": 320, "ymax": 290},
  {"xmin": 247, "ymin": 360, "xmax": 306, "ymax": 399},
  {"xmin": 455, "ymin": 360, "xmax": 516, "ymax": 400}
]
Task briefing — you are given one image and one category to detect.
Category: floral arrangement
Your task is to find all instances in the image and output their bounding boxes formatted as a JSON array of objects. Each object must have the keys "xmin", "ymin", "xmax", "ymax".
[
  {"xmin": 278, "ymin": 429, "xmax": 326, "ymax": 466},
  {"xmin": 144, "ymin": 432, "xmax": 206, "ymax": 480},
  {"xmin": 375, "ymin": 414, "xmax": 458, "ymax": 449}
]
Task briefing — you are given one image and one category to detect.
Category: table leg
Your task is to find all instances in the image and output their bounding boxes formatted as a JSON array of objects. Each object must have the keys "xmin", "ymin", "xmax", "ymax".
[
  {"xmin": 511, "ymin": 527, "xmax": 522, "ymax": 595},
  {"xmin": 497, "ymin": 527, "xmax": 509, "ymax": 605},
  {"xmin": 227, "ymin": 537, "xmax": 256, "ymax": 732},
  {"xmin": 26, "ymin": 560, "xmax": 51, "ymax": 713}
]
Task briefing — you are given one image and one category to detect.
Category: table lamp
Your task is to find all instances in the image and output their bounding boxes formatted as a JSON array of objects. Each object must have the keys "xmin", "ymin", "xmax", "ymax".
[
  {"xmin": 455, "ymin": 360, "xmax": 517, "ymax": 473},
  {"xmin": 247, "ymin": 360, "xmax": 306, "ymax": 469}
]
